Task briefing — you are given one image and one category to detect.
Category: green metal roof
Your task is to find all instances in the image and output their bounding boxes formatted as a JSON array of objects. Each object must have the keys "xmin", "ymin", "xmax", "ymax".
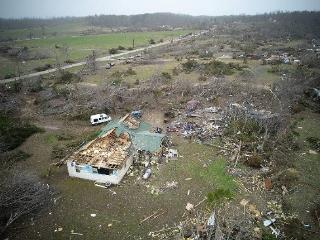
[{"xmin": 99, "ymin": 119, "xmax": 166, "ymax": 153}]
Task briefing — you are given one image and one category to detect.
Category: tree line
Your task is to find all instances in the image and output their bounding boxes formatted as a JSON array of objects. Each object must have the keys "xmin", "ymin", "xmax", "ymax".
[{"xmin": 0, "ymin": 11, "xmax": 319, "ymax": 38}]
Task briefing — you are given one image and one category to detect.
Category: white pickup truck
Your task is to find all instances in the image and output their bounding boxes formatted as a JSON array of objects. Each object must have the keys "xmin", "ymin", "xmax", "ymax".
[{"xmin": 90, "ymin": 114, "xmax": 111, "ymax": 125}]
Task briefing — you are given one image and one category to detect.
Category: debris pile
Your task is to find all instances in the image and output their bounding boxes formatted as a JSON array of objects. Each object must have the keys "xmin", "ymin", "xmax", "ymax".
[
  {"xmin": 120, "ymin": 114, "xmax": 140, "ymax": 129},
  {"xmin": 166, "ymin": 106, "xmax": 225, "ymax": 141}
]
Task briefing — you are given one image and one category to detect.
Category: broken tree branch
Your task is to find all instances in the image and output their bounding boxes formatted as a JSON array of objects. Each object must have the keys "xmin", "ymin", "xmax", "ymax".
[{"xmin": 140, "ymin": 209, "xmax": 163, "ymax": 224}]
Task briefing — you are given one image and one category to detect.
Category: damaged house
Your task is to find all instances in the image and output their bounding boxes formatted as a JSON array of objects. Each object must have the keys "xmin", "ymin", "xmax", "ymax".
[{"xmin": 67, "ymin": 114, "xmax": 166, "ymax": 184}]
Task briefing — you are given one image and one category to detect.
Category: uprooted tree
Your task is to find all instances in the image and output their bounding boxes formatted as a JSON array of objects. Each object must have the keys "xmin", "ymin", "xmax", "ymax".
[{"xmin": 0, "ymin": 171, "xmax": 54, "ymax": 235}]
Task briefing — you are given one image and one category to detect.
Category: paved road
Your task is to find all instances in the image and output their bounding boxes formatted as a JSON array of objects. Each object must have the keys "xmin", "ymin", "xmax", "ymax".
[{"xmin": 0, "ymin": 38, "xmax": 182, "ymax": 84}]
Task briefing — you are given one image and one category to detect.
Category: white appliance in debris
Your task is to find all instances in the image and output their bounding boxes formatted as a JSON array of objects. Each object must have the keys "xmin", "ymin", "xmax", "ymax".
[{"xmin": 90, "ymin": 114, "xmax": 111, "ymax": 125}]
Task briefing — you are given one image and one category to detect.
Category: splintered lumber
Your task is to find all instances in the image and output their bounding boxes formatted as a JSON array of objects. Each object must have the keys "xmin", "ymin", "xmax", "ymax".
[
  {"xmin": 140, "ymin": 209, "xmax": 163, "ymax": 224},
  {"xmin": 182, "ymin": 197, "xmax": 207, "ymax": 217},
  {"xmin": 194, "ymin": 197, "xmax": 207, "ymax": 208},
  {"xmin": 149, "ymin": 226, "xmax": 179, "ymax": 235},
  {"xmin": 233, "ymin": 141, "xmax": 242, "ymax": 167},
  {"xmin": 66, "ymin": 129, "xmax": 131, "ymax": 169}
]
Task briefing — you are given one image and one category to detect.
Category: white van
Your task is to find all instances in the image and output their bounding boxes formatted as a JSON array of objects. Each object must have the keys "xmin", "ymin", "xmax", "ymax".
[{"xmin": 90, "ymin": 114, "xmax": 111, "ymax": 125}]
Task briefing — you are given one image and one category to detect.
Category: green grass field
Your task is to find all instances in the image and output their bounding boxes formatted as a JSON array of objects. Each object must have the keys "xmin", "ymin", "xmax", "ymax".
[
  {"xmin": 16, "ymin": 30, "xmax": 191, "ymax": 50},
  {"xmin": 0, "ymin": 30, "xmax": 191, "ymax": 79},
  {"xmin": 0, "ymin": 21, "xmax": 93, "ymax": 41}
]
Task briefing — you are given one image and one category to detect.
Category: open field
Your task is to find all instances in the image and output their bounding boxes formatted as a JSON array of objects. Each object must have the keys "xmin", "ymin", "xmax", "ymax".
[
  {"xmin": 0, "ymin": 30, "xmax": 191, "ymax": 79},
  {"xmin": 16, "ymin": 30, "xmax": 191, "ymax": 50}
]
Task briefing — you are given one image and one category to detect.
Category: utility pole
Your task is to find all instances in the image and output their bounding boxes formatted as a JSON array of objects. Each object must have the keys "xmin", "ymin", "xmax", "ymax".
[{"xmin": 132, "ymin": 39, "xmax": 135, "ymax": 49}]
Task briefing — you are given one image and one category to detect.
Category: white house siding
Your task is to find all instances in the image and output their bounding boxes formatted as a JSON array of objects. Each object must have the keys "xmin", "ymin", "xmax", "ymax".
[{"xmin": 67, "ymin": 156, "xmax": 133, "ymax": 185}]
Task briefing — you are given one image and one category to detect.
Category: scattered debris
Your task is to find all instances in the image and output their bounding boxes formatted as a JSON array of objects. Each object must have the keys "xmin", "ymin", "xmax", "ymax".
[
  {"xmin": 240, "ymin": 199, "xmax": 249, "ymax": 214},
  {"xmin": 264, "ymin": 178, "xmax": 272, "ymax": 190},
  {"xmin": 140, "ymin": 209, "xmax": 165, "ymax": 224},
  {"xmin": 165, "ymin": 181, "xmax": 178, "ymax": 189},
  {"xmin": 165, "ymin": 149, "xmax": 178, "ymax": 158},
  {"xmin": 71, "ymin": 230, "xmax": 83, "ymax": 236},
  {"xmin": 186, "ymin": 202, "xmax": 194, "ymax": 211},
  {"xmin": 94, "ymin": 181, "xmax": 112, "ymax": 189},
  {"xmin": 263, "ymin": 218, "xmax": 276, "ymax": 227},
  {"xmin": 54, "ymin": 227, "xmax": 63, "ymax": 232},
  {"xmin": 186, "ymin": 100, "xmax": 200, "ymax": 113},
  {"xmin": 131, "ymin": 110, "xmax": 142, "ymax": 119},
  {"xmin": 309, "ymin": 150, "xmax": 318, "ymax": 155},
  {"xmin": 143, "ymin": 168, "xmax": 152, "ymax": 180},
  {"xmin": 207, "ymin": 211, "xmax": 216, "ymax": 227}
]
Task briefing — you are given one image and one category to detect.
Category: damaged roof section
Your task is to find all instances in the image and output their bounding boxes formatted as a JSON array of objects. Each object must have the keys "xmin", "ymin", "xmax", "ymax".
[
  {"xmin": 68, "ymin": 128, "xmax": 132, "ymax": 169},
  {"xmin": 100, "ymin": 114, "xmax": 166, "ymax": 153},
  {"xmin": 120, "ymin": 114, "xmax": 140, "ymax": 129}
]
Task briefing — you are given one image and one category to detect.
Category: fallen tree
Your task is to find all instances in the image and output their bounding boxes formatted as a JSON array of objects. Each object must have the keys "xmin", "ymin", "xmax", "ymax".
[{"xmin": 0, "ymin": 171, "xmax": 54, "ymax": 235}]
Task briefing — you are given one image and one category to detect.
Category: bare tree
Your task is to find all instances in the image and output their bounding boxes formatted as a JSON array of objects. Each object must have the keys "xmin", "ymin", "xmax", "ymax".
[{"xmin": 0, "ymin": 171, "xmax": 54, "ymax": 235}]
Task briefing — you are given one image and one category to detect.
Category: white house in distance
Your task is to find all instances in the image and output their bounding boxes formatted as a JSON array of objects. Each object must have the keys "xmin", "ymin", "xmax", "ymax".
[{"xmin": 67, "ymin": 114, "xmax": 166, "ymax": 185}]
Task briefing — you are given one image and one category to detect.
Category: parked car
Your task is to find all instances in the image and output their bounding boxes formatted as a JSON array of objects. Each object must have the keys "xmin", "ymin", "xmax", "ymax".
[{"xmin": 90, "ymin": 114, "xmax": 111, "ymax": 125}]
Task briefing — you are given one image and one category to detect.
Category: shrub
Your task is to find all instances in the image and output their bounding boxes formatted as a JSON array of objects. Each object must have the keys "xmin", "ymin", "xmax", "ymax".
[
  {"xmin": 224, "ymin": 118, "xmax": 263, "ymax": 143},
  {"xmin": 182, "ymin": 59, "xmax": 199, "ymax": 73},
  {"xmin": 149, "ymin": 39, "xmax": 156, "ymax": 44},
  {"xmin": 161, "ymin": 72, "xmax": 172, "ymax": 80},
  {"xmin": 0, "ymin": 113, "xmax": 43, "ymax": 153},
  {"xmin": 152, "ymin": 89, "xmax": 162, "ymax": 98},
  {"xmin": 238, "ymin": 69, "xmax": 254, "ymax": 81},
  {"xmin": 65, "ymin": 59, "xmax": 76, "ymax": 64},
  {"xmin": 127, "ymin": 47, "xmax": 134, "ymax": 51},
  {"xmin": 58, "ymin": 71, "xmax": 80, "ymax": 84},
  {"xmin": 111, "ymin": 70, "xmax": 123, "ymax": 85},
  {"xmin": 276, "ymin": 168, "xmax": 299, "ymax": 187},
  {"xmin": 0, "ymin": 150, "xmax": 31, "ymax": 168},
  {"xmin": 4, "ymin": 73, "xmax": 16, "ymax": 79},
  {"xmin": 200, "ymin": 51, "xmax": 213, "ymax": 58},
  {"xmin": 118, "ymin": 45, "xmax": 126, "ymax": 50},
  {"xmin": 283, "ymin": 218, "xmax": 307, "ymax": 240},
  {"xmin": 125, "ymin": 67, "xmax": 136, "ymax": 76},
  {"xmin": 4, "ymin": 81, "xmax": 22, "ymax": 93},
  {"xmin": 204, "ymin": 60, "xmax": 235, "ymax": 76},
  {"xmin": 109, "ymin": 48, "xmax": 118, "ymax": 54},
  {"xmin": 198, "ymin": 75, "xmax": 208, "ymax": 81},
  {"xmin": 306, "ymin": 137, "xmax": 320, "ymax": 151},
  {"xmin": 26, "ymin": 77, "xmax": 43, "ymax": 92},
  {"xmin": 207, "ymin": 188, "xmax": 233, "ymax": 204},
  {"xmin": 34, "ymin": 63, "xmax": 51, "ymax": 72},
  {"xmin": 311, "ymin": 203, "xmax": 320, "ymax": 226},
  {"xmin": 51, "ymin": 145, "xmax": 67, "ymax": 160},
  {"xmin": 245, "ymin": 154, "xmax": 262, "ymax": 168},
  {"xmin": 262, "ymin": 232, "xmax": 277, "ymax": 240},
  {"xmin": 189, "ymin": 49, "xmax": 199, "ymax": 55},
  {"xmin": 172, "ymin": 67, "xmax": 179, "ymax": 76},
  {"xmin": 291, "ymin": 102, "xmax": 305, "ymax": 114}
]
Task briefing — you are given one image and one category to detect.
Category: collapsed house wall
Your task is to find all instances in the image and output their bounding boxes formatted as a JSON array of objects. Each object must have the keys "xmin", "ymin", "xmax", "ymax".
[{"xmin": 67, "ymin": 156, "xmax": 133, "ymax": 184}]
